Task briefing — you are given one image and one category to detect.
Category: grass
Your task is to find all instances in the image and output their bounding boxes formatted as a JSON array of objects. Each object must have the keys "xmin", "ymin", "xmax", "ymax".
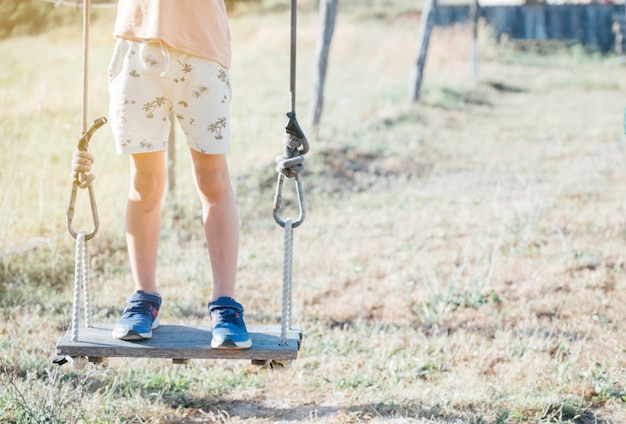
[{"xmin": 1, "ymin": 3, "xmax": 626, "ymax": 423}]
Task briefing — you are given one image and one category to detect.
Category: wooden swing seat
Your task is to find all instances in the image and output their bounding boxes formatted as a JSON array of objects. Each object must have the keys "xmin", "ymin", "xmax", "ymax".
[
  {"xmin": 59, "ymin": 0, "xmax": 307, "ymax": 369},
  {"xmin": 56, "ymin": 324, "xmax": 302, "ymax": 365}
]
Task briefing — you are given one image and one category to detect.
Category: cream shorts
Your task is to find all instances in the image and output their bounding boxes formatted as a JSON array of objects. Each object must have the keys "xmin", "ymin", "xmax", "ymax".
[{"xmin": 108, "ymin": 39, "xmax": 231, "ymax": 155}]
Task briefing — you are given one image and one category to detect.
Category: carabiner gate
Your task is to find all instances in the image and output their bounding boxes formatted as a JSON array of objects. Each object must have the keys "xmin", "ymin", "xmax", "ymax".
[
  {"xmin": 273, "ymin": 172, "xmax": 306, "ymax": 229},
  {"xmin": 66, "ymin": 117, "xmax": 107, "ymax": 241}
]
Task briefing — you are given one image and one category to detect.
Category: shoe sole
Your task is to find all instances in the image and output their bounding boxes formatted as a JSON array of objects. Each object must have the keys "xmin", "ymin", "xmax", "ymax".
[
  {"xmin": 113, "ymin": 329, "xmax": 152, "ymax": 341},
  {"xmin": 112, "ymin": 317, "xmax": 159, "ymax": 341},
  {"xmin": 211, "ymin": 337, "xmax": 252, "ymax": 349}
]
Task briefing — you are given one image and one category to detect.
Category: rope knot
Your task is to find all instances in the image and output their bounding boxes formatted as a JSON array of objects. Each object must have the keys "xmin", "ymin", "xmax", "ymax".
[
  {"xmin": 72, "ymin": 150, "xmax": 95, "ymax": 188},
  {"xmin": 275, "ymin": 112, "xmax": 309, "ymax": 178}
]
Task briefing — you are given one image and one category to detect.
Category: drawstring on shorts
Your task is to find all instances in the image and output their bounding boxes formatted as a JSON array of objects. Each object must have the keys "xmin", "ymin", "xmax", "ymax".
[{"xmin": 139, "ymin": 39, "xmax": 170, "ymax": 78}]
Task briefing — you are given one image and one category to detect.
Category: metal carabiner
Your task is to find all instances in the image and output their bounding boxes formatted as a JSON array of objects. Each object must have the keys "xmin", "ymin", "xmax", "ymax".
[
  {"xmin": 66, "ymin": 117, "xmax": 107, "ymax": 241},
  {"xmin": 273, "ymin": 172, "xmax": 306, "ymax": 229}
]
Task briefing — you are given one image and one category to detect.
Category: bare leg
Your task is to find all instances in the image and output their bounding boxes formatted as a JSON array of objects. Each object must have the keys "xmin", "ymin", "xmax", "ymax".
[
  {"xmin": 126, "ymin": 151, "xmax": 167, "ymax": 294},
  {"xmin": 189, "ymin": 149, "xmax": 239, "ymax": 301}
]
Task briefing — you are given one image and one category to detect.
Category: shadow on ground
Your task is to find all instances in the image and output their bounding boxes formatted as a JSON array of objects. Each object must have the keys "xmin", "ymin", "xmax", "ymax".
[{"xmin": 172, "ymin": 398, "xmax": 615, "ymax": 423}]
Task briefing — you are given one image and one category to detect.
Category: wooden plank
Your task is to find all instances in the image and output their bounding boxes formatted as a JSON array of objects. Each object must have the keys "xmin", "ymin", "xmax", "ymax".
[{"xmin": 56, "ymin": 324, "xmax": 302, "ymax": 361}]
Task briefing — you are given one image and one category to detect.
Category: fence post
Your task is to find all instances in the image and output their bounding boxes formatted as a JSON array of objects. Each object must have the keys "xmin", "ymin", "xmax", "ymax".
[
  {"xmin": 470, "ymin": 0, "xmax": 480, "ymax": 84},
  {"xmin": 408, "ymin": 0, "xmax": 437, "ymax": 103},
  {"xmin": 308, "ymin": 0, "xmax": 338, "ymax": 136}
]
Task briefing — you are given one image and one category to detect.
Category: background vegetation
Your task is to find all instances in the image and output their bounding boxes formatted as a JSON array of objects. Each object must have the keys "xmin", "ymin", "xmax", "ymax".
[
  {"xmin": 0, "ymin": 0, "xmax": 266, "ymax": 39},
  {"xmin": 1, "ymin": 1, "xmax": 625, "ymax": 423}
]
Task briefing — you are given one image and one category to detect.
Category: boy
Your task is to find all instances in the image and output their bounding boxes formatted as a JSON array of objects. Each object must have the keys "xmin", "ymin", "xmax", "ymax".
[{"xmin": 107, "ymin": 0, "xmax": 250, "ymax": 349}]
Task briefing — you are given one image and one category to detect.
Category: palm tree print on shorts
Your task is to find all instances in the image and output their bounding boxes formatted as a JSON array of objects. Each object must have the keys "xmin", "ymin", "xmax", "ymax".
[
  {"xmin": 207, "ymin": 117, "xmax": 227, "ymax": 140},
  {"xmin": 174, "ymin": 61, "xmax": 193, "ymax": 83},
  {"xmin": 142, "ymin": 96, "xmax": 167, "ymax": 118},
  {"xmin": 217, "ymin": 68, "xmax": 230, "ymax": 89}
]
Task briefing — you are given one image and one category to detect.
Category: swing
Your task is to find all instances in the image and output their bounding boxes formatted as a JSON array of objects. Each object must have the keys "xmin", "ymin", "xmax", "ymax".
[{"xmin": 55, "ymin": 0, "xmax": 309, "ymax": 367}]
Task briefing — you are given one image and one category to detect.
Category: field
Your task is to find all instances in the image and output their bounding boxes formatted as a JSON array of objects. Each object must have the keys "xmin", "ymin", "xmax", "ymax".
[{"xmin": 1, "ymin": 2, "xmax": 626, "ymax": 423}]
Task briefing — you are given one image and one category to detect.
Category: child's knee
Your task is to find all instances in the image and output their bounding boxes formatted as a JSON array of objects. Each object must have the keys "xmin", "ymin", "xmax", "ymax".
[
  {"xmin": 196, "ymin": 171, "xmax": 232, "ymax": 202},
  {"xmin": 130, "ymin": 171, "xmax": 166, "ymax": 204}
]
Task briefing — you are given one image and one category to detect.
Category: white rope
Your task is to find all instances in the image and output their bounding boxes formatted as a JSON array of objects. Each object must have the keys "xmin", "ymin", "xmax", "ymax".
[
  {"xmin": 276, "ymin": 0, "xmax": 306, "ymax": 347},
  {"xmin": 71, "ymin": 231, "xmax": 93, "ymax": 341},
  {"xmin": 79, "ymin": 0, "xmax": 94, "ymax": 330},
  {"xmin": 81, "ymin": 0, "xmax": 90, "ymax": 134},
  {"xmin": 69, "ymin": 0, "xmax": 94, "ymax": 343},
  {"xmin": 71, "ymin": 232, "xmax": 85, "ymax": 342},
  {"xmin": 82, "ymin": 240, "xmax": 93, "ymax": 328},
  {"xmin": 280, "ymin": 219, "xmax": 294, "ymax": 346}
]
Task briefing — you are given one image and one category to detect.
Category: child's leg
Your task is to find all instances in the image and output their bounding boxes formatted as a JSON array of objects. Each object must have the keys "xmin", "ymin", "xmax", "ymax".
[
  {"xmin": 112, "ymin": 151, "xmax": 166, "ymax": 340},
  {"xmin": 189, "ymin": 149, "xmax": 239, "ymax": 300},
  {"xmin": 126, "ymin": 151, "xmax": 167, "ymax": 294}
]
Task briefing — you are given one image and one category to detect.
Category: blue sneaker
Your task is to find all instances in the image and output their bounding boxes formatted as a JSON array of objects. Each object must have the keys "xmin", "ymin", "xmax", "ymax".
[
  {"xmin": 208, "ymin": 297, "xmax": 252, "ymax": 349},
  {"xmin": 112, "ymin": 291, "xmax": 161, "ymax": 341}
]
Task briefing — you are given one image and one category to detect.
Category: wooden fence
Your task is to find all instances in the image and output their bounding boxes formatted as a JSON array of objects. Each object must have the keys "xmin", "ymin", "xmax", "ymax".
[{"xmin": 435, "ymin": 4, "xmax": 625, "ymax": 53}]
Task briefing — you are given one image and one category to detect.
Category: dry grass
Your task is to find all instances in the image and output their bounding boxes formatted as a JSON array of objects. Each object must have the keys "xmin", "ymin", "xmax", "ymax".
[{"xmin": 1, "ymin": 4, "xmax": 626, "ymax": 424}]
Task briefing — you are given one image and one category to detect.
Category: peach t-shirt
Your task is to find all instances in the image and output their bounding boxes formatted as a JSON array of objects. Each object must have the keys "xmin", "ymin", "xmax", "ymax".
[{"xmin": 113, "ymin": 0, "xmax": 231, "ymax": 68}]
